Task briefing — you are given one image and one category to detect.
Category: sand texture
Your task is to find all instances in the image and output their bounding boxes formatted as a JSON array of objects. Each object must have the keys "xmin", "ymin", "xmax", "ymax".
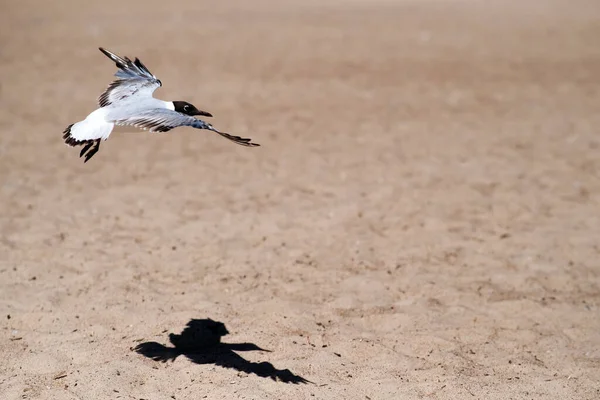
[{"xmin": 1, "ymin": 1, "xmax": 599, "ymax": 399}]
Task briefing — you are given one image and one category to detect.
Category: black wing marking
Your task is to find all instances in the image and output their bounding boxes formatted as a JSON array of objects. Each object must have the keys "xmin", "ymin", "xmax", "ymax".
[
  {"xmin": 115, "ymin": 116, "xmax": 175, "ymax": 133},
  {"xmin": 209, "ymin": 129, "xmax": 260, "ymax": 147},
  {"xmin": 116, "ymin": 109, "xmax": 261, "ymax": 147},
  {"xmin": 97, "ymin": 47, "xmax": 162, "ymax": 108},
  {"xmin": 98, "ymin": 47, "xmax": 158, "ymax": 81}
]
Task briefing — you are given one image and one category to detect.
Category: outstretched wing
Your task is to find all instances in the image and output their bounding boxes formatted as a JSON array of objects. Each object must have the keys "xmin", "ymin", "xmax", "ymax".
[
  {"xmin": 98, "ymin": 47, "xmax": 162, "ymax": 108},
  {"xmin": 114, "ymin": 109, "xmax": 260, "ymax": 147}
]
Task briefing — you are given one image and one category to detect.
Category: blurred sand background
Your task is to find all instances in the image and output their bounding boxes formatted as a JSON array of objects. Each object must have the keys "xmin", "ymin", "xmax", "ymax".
[{"xmin": 1, "ymin": 0, "xmax": 599, "ymax": 399}]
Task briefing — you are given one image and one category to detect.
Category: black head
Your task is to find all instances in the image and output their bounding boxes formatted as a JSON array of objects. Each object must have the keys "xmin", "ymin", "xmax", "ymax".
[{"xmin": 173, "ymin": 101, "xmax": 212, "ymax": 117}]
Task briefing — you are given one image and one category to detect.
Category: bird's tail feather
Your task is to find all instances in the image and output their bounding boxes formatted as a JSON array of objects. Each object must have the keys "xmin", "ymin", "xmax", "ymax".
[
  {"xmin": 63, "ymin": 115, "xmax": 114, "ymax": 162},
  {"xmin": 63, "ymin": 118, "xmax": 113, "ymax": 146},
  {"xmin": 63, "ymin": 122, "xmax": 89, "ymax": 147}
]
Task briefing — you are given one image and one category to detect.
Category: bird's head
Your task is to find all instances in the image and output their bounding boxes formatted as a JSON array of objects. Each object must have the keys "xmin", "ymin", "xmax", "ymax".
[{"xmin": 173, "ymin": 101, "xmax": 212, "ymax": 117}]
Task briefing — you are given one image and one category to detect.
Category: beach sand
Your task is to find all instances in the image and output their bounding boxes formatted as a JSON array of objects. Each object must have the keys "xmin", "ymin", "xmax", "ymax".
[{"xmin": 1, "ymin": 1, "xmax": 599, "ymax": 398}]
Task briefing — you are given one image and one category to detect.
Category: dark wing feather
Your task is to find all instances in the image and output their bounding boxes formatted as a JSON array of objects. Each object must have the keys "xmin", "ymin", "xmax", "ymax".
[
  {"xmin": 99, "ymin": 47, "xmax": 158, "ymax": 81},
  {"xmin": 98, "ymin": 80, "xmax": 122, "ymax": 108},
  {"xmin": 209, "ymin": 129, "xmax": 260, "ymax": 147},
  {"xmin": 115, "ymin": 115, "xmax": 176, "ymax": 133},
  {"xmin": 115, "ymin": 109, "xmax": 261, "ymax": 147},
  {"xmin": 98, "ymin": 47, "xmax": 162, "ymax": 108}
]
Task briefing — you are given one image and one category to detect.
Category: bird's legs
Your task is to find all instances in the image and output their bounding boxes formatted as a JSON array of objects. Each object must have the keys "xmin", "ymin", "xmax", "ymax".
[
  {"xmin": 79, "ymin": 142, "xmax": 94, "ymax": 158},
  {"xmin": 80, "ymin": 139, "xmax": 101, "ymax": 163}
]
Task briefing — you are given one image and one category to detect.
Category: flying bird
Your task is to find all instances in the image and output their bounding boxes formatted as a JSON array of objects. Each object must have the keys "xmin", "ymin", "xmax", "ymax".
[{"xmin": 63, "ymin": 47, "xmax": 259, "ymax": 162}]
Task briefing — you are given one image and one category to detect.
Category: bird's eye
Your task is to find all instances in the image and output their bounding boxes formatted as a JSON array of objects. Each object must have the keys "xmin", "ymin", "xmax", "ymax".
[{"xmin": 184, "ymin": 105, "xmax": 189, "ymax": 111}]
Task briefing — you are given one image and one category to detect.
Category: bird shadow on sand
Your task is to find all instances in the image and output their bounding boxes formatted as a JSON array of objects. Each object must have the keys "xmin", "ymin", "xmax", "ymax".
[{"xmin": 134, "ymin": 318, "xmax": 310, "ymax": 384}]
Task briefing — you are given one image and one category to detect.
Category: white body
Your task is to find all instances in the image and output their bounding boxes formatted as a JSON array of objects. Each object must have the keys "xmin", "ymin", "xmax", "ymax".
[{"xmin": 69, "ymin": 99, "xmax": 175, "ymax": 142}]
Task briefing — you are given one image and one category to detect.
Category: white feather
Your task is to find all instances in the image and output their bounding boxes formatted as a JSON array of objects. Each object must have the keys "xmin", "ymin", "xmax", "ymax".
[{"xmin": 69, "ymin": 108, "xmax": 114, "ymax": 141}]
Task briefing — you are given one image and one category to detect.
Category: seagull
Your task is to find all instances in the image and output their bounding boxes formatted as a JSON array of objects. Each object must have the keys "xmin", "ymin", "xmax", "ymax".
[{"xmin": 63, "ymin": 47, "xmax": 259, "ymax": 162}]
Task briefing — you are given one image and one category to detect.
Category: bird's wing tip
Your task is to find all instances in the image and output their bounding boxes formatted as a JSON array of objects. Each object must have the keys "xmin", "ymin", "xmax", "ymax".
[{"xmin": 99, "ymin": 47, "xmax": 121, "ymax": 62}]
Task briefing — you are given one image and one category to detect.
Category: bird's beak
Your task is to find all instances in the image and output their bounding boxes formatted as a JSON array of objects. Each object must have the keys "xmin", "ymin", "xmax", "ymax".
[{"xmin": 194, "ymin": 109, "xmax": 213, "ymax": 117}]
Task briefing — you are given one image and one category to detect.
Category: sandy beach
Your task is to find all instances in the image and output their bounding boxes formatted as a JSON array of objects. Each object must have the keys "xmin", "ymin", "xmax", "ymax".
[{"xmin": 1, "ymin": 1, "xmax": 599, "ymax": 398}]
